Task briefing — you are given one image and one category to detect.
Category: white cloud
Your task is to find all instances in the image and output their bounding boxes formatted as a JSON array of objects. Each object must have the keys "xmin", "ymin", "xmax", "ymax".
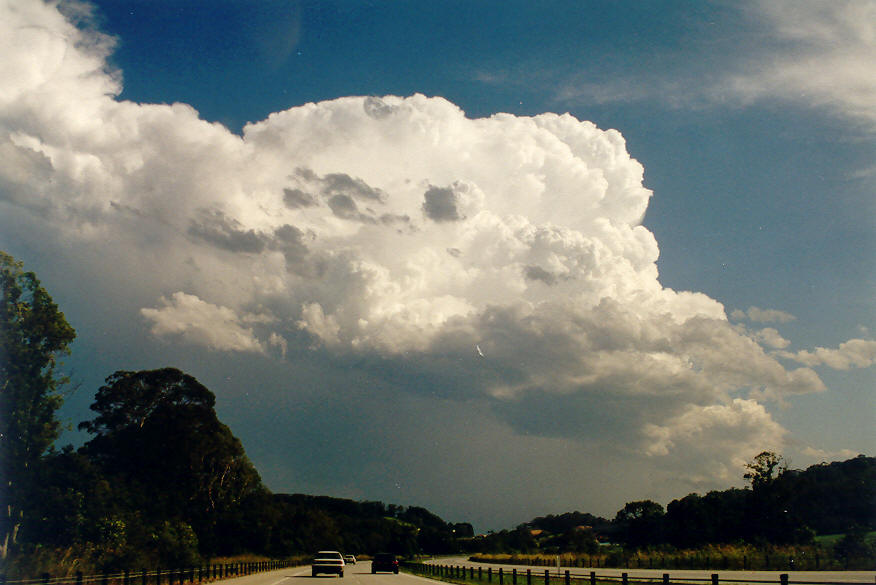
[
  {"xmin": 0, "ymin": 0, "xmax": 866, "ymax": 495},
  {"xmin": 731, "ymin": 306, "xmax": 797, "ymax": 323},
  {"xmin": 799, "ymin": 446, "xmax": 862, "ymax": 462},
  {"xmin": 643, "ymin": 399, "xmax": 788, "ymax": 483},
  {"xmin": 754, "ymin": 327, "xmax": 791, "ymax": 349},
  {"xmin": 777, "ymin": 338, "xmax": 876, "ymax": 370},
  {"xmin": 268, "ymin": 332, "xmax": 288, "ymax": 358},
  {"xmin": 141, "ymin": 292, "xmax": 267, "ymax": 354},
  {"xmin": 553, "ymin": 1, "xmax": 876, "ymax": 130},
  {"xmin": 723, "ymin": 0, "xmax": 876, "ymax": 127}
]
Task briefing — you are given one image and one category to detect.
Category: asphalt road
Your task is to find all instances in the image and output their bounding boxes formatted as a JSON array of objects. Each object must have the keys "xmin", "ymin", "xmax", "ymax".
[
  {"xmin": 429, "ymin": 556, "xmax": 876, "ymax": 584},
  {"xmin": 210, "ymin": 562, "xmax": 435, "ymax": 585}
]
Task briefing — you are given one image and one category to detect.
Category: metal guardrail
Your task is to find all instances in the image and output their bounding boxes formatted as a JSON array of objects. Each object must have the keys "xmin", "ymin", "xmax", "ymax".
[
  {"xmin": 404, "ymin": 562, "xmax": 876, "ymax": 585},
  {"xmin": 1, "ymin": 560, "xmax": 296, "ymax": 585}
]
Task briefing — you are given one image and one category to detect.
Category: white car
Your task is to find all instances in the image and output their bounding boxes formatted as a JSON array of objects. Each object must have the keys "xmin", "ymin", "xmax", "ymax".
[
  {"xmin": 344, "ymin": 555, "xmax": 356, "ymax": 565},
  {"xmin": 312, "ymin": 550, "xmax": 345, "ymax": 577}
]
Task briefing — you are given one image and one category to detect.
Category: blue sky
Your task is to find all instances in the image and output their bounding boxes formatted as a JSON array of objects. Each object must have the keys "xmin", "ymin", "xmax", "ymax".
[{"xmin": 1, "ymin": 0, "xmax": 873, "ymax": 531}]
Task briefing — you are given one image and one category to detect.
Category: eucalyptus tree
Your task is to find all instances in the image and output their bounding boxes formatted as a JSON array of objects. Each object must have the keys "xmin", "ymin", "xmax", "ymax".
[
  {"xmin": 79, "ymin": 368, "xmax": 265, "ymax": 556},
  {"xmin": 0, "ymin": 251, "xmax": 76, "ymax": 558}
]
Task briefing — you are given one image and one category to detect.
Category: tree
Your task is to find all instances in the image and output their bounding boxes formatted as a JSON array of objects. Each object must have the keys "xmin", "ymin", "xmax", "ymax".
[
  {"xmin": 0, "ymin": 251, "xmax": 76, "ymax": 558},
  {"xmin": 79, "ymin": 368, "xmax": 264, "ymax": 556},
  {"xmin": 614, "ymin": 500, "xmax": 665, "ymax": 548},
  {"xmin": 742, "ymin": 451, "xmax": 813, "ymax": 544},
  {"xmin": 743, "ymin": 451, "xmax": 787, "ymax": 490}
]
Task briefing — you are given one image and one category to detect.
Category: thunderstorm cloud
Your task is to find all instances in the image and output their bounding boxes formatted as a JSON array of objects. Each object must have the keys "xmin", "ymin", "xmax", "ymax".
[{"xmin": 1, "ymin": 0, "xmax": 871, "ymax": 520}]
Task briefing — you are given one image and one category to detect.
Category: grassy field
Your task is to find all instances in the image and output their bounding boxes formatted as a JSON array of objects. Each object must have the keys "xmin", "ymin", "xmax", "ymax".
[{"xmin": 468, "ymin": 540, "xmax": 876, "ymax": 572}]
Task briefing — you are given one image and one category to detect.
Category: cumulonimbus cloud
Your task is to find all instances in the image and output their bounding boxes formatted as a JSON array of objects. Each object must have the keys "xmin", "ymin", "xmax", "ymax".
[{"xmin": 1, "ymin": 0, "xmax": 870, "ymax": 487}]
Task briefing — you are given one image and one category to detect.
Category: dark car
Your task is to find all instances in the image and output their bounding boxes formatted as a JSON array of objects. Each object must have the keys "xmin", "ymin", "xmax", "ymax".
[{"xmin": 371, "ymin": 553, "xmax": 399, "ymax": 574}]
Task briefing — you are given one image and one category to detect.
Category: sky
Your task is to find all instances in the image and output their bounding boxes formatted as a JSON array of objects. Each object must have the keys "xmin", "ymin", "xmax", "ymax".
[{"xmin": 1, "ymin": 0, "xmax": 874, "ymax": 532}]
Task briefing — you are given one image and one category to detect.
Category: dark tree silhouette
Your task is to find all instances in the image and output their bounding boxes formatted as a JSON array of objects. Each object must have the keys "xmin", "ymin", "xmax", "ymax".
[{"xmin": 79, "ymin": 368, "xmax": 264, "ymax": 556}]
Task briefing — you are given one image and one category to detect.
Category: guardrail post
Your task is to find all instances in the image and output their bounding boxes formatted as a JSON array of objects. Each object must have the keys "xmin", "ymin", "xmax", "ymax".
[
  {"xmin": 527, "ymin": 569, "xmax": 532, "ymax": 585},
  {"xmin": 544, "ymin": 569, "xmax": 549, "ymax": 585},
  {"xmin": 591, "ymin": 572, "xmax": 597, "ymax": 585},
  {"xmin": 780, "ymin": 575, "xmax": 788, "ymax": 585},
  {"xmin": 622, "ymin": 573, "xmax": 628, "ymax": 585},
  {"xmin": 77, "ymin": 571, "xmax": 84, "ymax": 585},
  {"xmin": 488, "ymin": 567, "xmax": 493, "ymax": 582},
  {"xmin": 513, "ymin": 568, "xmax": 517, "ymax": 585},
  {"xmin": 124, "ymin": 568, "xmax": 130, "ymax": 585},
  {"xmin": 712, "ymin": 574, "xmax": 719, "ymax": 585},
  {"xmin": 565, "ymin": 571, "xmax": 570, "ymax": 585},
  {"xmin": 43, "ymin": 573, "xmax": 50, "ymax": 585},
  {"xmin": 103, "ymin": 571, "xmax": 109, "ymax": 585},
  {"xmin": 479, "ymin": 567, "xmax": 483, "ymax": 580},
  {"xmin": 500, "ymin": 568, "xmax": 504, "ymax": 585},
  {"xmin": 663, "ymin": 574, "xmax": 669, "ymax": 585}
]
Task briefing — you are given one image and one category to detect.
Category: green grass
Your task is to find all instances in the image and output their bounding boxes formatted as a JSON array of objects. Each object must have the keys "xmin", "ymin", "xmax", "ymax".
[{"xmin": 814, "ymin": 531, "xmax": 876, "ymax": 546}]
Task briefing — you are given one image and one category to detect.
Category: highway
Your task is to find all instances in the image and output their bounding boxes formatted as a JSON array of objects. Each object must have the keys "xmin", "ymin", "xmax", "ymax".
[
  {"xmin": 427, "ymin": 556, "xmax": 876, "ymax": 584},
  {"xmin": 209, "ymin": 561, "xmax": 435, "ymax": 585},
  {"xmin": 203, "ymin": 558, "xmax": 876, "ymax": 585}
]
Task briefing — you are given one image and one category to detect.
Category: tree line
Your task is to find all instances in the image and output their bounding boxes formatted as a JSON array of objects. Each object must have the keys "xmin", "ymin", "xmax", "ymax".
[
  {"xmin": 0, "ymin": 251, "xmax": 873, "ymax": 577},
  {"xmin": 457, "ymin": 454, "xmax": 875, "ymax": 565}
]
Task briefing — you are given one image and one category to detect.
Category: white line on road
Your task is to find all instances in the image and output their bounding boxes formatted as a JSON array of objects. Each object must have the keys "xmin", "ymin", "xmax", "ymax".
[{"xmin": 269, "ymin": 567, "xmax": 309, "ymax": 585}]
